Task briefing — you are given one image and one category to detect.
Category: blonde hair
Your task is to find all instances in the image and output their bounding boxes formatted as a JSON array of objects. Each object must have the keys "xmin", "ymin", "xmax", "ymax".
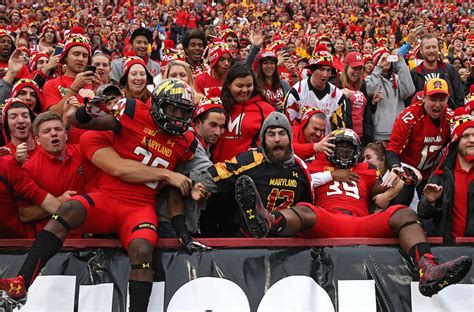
[{"xmin": 164, "ymin": 60, "xmax": 194, "ymax": 88}]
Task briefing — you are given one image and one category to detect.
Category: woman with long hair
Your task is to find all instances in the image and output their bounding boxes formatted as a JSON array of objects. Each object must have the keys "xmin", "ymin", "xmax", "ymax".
[
  {"xmin": 338, "ymin": 51, "xmax": 376, "ymax": 145},
  {"xmin": 213, "ymin": 63, "xmax": 275, "ymax": 163},
  {"xmin": 120, "ymin": 57, "xmax": 153, "ymax": 103},
  {"xmin": 334, "ymin": 37, "xmax": 346, "ymax": 63},
  {"xmin": 256, "ymin": 50, "xmax": 290, "ymax": 112},
  {"xmin": 92, "ymin": 53, "xmax": 113, "ymax": 87},
  {"xmin": 363, "ymin": 142, "xmax": 422, "ymax": 210}
]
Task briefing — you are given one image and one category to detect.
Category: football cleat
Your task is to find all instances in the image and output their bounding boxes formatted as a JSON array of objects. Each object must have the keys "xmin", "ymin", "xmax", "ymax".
[
  {"xmin": 235, "ymin": 175, "xmax": 271, "ymax": 238},
  {"xmin": 0, "ymin": 275, "xmax": 27, "ymax": 309},
  {"xmin": 418, "ymin": 254, "xmax": 472, "ymax": 297}
]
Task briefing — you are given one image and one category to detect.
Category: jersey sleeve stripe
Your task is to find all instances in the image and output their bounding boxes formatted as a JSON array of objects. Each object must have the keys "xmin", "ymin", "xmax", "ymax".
[{"xmin": 212, "ymin": 151, "xmax": 265, "ymax": 182}]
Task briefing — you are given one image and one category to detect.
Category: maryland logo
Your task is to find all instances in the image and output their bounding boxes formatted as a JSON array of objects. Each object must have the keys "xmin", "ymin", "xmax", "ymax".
[{"xmin": 112, "ymin": 98, "xmax": 127, "ymax": 118}]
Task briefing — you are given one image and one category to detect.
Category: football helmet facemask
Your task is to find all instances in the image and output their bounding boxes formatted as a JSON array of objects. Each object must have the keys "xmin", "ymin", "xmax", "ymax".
[
  {"xmin": 151, "ymin": 79, "xmax": 195, "ymax": 135},
  {"xmin": 328, "ymin": 128, "xmax": 361, "ymax": 169}
]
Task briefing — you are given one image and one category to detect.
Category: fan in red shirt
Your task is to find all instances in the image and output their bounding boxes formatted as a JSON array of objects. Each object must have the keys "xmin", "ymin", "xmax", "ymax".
[
  {"xmin": 0, "ymin": 79, "xmax": 200, "ymax": 312},
  {"xmin": 1, "ymin": 98, "xmax": 38, "ymax": 159},
  {"xmin": 386, "ymin": 78, "xmax": 453, "ymax": 189},
  {"xmin": 0, "ymin": 31, "xmax": 30, "ymax": 80},
  {"xmin": 417, "ymin": 112, "xmax": 474, "ymax": 241},
  {"xmin": 41, "ymin": 34, "xmax": 98, "ymax": 143},
  {"xmin": 237, "ymin": 128, "xmax": 472, "ymax": 299},
  {"xmin": 6, "ymin": 10, "xmax": 22, "ymax": 33},
  {"xmin": 42, "ymin": 35, "xmax": 95, "ymax": 113},
  {"xmin": 10, "ymin": 79, "xmax": 43, "ymax": 115},
  {"xmin": 18, "ymin": 112, "xmax": 92, "ymax": 237},
  {"xmin": 194, "ymin": 42, "xmax": 233, "ymax": 97},
  {"xmin": 292, "ymin": 108, "xmax": 335, "ymax": 161}
]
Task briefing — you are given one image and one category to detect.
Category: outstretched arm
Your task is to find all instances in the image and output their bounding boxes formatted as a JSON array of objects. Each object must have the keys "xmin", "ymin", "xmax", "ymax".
[{"xmin": 70, "ymin": 106, "xmax": 122, "ymax": 132}]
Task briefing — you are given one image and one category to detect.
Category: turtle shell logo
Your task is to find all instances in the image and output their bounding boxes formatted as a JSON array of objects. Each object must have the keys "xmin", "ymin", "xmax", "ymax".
[{"xmin": 433, "ymin": 80, "xmax": 443, "ymax": 89}]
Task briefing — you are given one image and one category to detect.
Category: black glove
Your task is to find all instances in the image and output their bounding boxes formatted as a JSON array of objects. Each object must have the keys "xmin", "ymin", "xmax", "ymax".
[
  {"xmin": 171, "ymin": 215, "xmax": 211, "ymax": 254},
  {"xmin": 177, "ymin": 232, "xmax": 212, "ymax": 254}
]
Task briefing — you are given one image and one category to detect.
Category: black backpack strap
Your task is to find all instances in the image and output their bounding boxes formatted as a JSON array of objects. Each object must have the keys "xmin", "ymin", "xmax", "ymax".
[{"xmin": 250, "ymin": 103, "xmax": 265, "ymax": 148}]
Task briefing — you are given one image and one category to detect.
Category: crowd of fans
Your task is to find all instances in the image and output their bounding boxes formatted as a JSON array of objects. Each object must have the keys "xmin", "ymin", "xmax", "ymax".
[
  {"xmin": 1, "ymin": 0, "xmax": 474, "ymax": 310},
  {"xmin": 0, "ymin": 0, "xmax": 473, "ymax": 242}
]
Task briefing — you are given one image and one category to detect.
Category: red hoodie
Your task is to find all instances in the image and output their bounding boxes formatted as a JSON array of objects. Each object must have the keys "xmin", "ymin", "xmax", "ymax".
[
  {"xmin": 292, "ymin": 124, "xmax": 316, "ymax": 161},
  {"xmin": 212, "ymin": 95, "xmax": 275, "ymax": 163}
]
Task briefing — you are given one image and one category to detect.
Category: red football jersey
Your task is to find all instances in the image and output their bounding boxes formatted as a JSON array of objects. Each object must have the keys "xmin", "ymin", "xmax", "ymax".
[
  {"xmin": 86, "ymin": 99, "xmax": 196, "ymax": 206},
  {"xmin": 307, "ymin": 159, "xmax": 378, "ymax": 217},
  {"xmin": 386, "ymin": 102, "xmax": 452, "ymax": 179}
]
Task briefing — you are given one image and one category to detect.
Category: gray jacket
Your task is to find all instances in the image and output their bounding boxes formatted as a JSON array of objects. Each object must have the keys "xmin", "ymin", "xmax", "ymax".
[
  {"xmin": 110, "ymin": 57, "xmax": 161, "ymax": 83},
  {"xmin": 0, "ymin": 79, "xmax": 13, "ymax": 105},
  {"xmin": 365, "ymin": 57, "xmax": 415, "ymax": 141},
  {"xmin": 155, "ymin": 129, "xmax": 213, "ymax": 234}
]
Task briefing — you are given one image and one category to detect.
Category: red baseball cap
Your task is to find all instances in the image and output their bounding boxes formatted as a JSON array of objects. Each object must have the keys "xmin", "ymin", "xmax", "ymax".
[{"xmin": 344, "ymin": 52, "xmax": 364, "ymax": 68}]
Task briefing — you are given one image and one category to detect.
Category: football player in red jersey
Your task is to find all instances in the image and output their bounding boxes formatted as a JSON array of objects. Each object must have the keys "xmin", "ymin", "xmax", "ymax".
[
  {"xmin": 0, "ymin": 79, "xmax": 201, "ymax": 311},
  {"xmin": 237, "ymin": 128, "xmax": 472, "ymax": 298},
  {"xmin": 307, "ymin": 129, "xmax": 379, "ymax": 218},
  {"xmin": 385, "ymin": 78, "xmax": 453, "ymax": 192}
]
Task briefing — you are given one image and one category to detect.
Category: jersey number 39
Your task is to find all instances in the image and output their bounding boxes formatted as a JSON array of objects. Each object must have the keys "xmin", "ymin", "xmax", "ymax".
[{"xmin": 326, "ymin": 181, "xmax": 360, "ymax": 199}]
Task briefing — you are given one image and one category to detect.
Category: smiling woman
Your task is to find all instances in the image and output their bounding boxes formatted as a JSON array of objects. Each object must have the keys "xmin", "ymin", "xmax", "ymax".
[
  {"xmin": 120, "ymin": 56, "xmax": 153, "ymax": 103},
  {"xmin": 213, "ymin": 63, "xmax": 275, "ymax": 163},
  {"xmin": 256, "ymin": 50, "xmax": 290, "ymax": 112}
]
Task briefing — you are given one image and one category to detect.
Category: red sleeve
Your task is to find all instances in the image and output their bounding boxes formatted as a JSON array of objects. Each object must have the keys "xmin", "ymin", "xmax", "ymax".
[
  {"xmin": 30, "ymin": 68, "xmax": 47, "ymax": 80},
  {"xmin": 194, "ymin": 74, "xmax": 205, "ymax": 94},
  {"xmin": 386, "ymin": 107, "xmax": 417, "ymax": 155},
  {"xmin": 80, "ymin": 131, "xmax": 114, "ymax": 161},
  {"xmin": 391, "ymin": 20, "xmax": 397, "ymax": 34},
  {"xmin": 261, "ymin": 101, "xmax": 276, "ymax": 116},
  {"xmin": 16, "ymin": 64, "xmax": 30, "ymax": 80},
  {"xmin": 293, "ymin": 142, "xmax": 316, "ymax": 160},
  {"xmin": 42, "ymin": 79, "xmax": 63, "ymax": 111},
  {"xmin": 292, "ymin": 126, "xmax": 316, "ymax": 159},
  {"xmin": 5, "ymin": 158, "xmax": 48, "ymax": 205}
]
